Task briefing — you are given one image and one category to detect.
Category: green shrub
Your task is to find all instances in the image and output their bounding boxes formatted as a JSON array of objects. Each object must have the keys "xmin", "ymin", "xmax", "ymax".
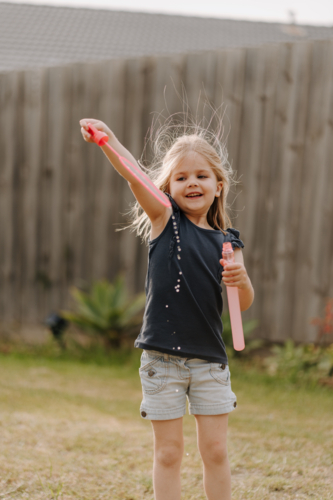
[
  {"xmin": 61, "ymin": 275, "xmax": 146, "ymax": 349},
  {"xmin": 263, "ymin": 298, "xmax": 333, "ymax": 385},
  {"xmin": 263, "ymin": 340, "xmax": 333, "ymax": 384}
]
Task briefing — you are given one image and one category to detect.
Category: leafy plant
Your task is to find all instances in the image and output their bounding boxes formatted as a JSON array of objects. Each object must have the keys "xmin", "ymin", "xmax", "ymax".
[
  {"xmin": 259, "ymin": 298, "xmax": 333, "ymax": 385},
  {"xmin": 310, "ymin": 297, "xmax": 333, "ymax": 344},
  {"xmin": 263, "ymin": 340, "xmax": 333, "ymax": 384},
  {"xmin": 61, "ymin": 275, "xmax": 146, "ymax": 349},
  {"xmin": 264, "ymin": 340, "xmax": 319, "ymax": 380},
  {"xmin": 221, "ymin": 311, "xmax": 261, "ymax": 357}
]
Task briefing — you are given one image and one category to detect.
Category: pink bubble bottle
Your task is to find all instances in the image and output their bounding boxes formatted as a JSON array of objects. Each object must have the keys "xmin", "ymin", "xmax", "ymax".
[{"xmin": 222, "ymin": 242, "xmax": 245, "ymax": 351}]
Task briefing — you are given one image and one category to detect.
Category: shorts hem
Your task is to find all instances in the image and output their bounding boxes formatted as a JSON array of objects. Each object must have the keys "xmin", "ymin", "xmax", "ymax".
[
  {"xmin": 189, "ymin": 401, "xmax": 237, "ymax": 415},
  {"xmin": 140, "ymin": 405, "xmax": 186, "ymax": 420}
]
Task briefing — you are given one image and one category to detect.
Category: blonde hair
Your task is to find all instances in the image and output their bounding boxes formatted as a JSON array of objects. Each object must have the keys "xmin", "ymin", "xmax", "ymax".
[{"xmin": 118, "ymin": 109, "xmax": 239, "ymax": 244}]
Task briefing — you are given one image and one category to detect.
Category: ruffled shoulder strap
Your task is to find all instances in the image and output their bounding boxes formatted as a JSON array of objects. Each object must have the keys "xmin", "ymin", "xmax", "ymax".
[{"xmin": 225, "ymin": 227, "xmax": 245, "ymax": 249}]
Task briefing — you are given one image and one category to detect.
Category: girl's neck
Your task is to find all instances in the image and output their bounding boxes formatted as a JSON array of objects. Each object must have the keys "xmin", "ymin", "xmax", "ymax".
[{"xmin": 184, "ymin": 212, "xmax": 214, "ymax": 230}]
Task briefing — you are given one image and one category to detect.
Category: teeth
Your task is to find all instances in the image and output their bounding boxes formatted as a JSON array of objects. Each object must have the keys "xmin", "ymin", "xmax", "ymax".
[{"xmin": 187, "ymin": 194, "xmax": 201, "ymax": 197}]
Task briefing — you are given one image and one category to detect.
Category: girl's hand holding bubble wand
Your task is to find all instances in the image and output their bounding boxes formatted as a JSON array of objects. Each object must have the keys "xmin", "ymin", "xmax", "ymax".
[{"xmin": 220, "ymin": 243, "xmax": 246, "ymax": 351}]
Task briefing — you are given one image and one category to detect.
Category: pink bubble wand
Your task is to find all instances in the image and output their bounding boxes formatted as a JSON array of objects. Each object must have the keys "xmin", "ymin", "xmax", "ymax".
[
  {"xmin": 222, "ymin": 242, "xmax": 245, "ymax": 351},
  {"xmin": 86, "ymin": 123, "xmax": 171, "ymax": 208}
]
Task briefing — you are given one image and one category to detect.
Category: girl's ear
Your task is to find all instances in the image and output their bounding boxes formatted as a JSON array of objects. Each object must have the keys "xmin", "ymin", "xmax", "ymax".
[{"xmin": 215, "ymin": 181, "xmax": 223, "ymax": 197}]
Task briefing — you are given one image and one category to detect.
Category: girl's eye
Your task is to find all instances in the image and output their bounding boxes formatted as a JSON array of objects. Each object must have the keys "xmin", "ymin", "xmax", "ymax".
[{"xmin": 177, "ymin": 176, "xmax": 207, "ymax": 181}]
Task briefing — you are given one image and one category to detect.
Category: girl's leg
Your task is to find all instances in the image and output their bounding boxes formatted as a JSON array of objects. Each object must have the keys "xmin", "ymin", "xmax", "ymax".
[
  {"xmin": 151, "ymin": 417, "xmax": 184, "ymax": 500},
  {"xmin": 194, "ymin": 414, "xmax": 231, "ymax": 500}
]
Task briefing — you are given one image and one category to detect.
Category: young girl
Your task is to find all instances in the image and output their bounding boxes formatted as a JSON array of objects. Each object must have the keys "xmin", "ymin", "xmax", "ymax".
[{"xmin": 80, "ymin": 117, "xmax": 254, "ymax": 500}]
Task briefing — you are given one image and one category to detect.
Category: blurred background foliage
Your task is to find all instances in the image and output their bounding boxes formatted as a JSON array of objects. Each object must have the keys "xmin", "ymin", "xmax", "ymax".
[{"xmin": 61, "ymin": 275, "xmax": 146, "ymax": 350}]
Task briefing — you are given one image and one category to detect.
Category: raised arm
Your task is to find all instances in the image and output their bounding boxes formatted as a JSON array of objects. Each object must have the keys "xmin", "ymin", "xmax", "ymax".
[{"xmin": 80, "ymin": 119, "xmax": 171, "ymax": 222}]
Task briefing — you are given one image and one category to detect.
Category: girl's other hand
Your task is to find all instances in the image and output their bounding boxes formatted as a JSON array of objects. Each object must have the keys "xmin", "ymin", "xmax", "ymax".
[
  {"xmin": 79, "ymin": 118, "xmax": 112, "ymax": 143},
  {"xmin": 220, "ymin": 259, "xmax": 250, "ymax": 290}
]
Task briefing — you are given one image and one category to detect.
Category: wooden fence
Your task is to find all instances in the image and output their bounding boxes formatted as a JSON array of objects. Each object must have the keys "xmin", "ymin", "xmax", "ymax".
[{"xmin": 1, "ymin": 39, "xmax": 333, "ymax": 342}]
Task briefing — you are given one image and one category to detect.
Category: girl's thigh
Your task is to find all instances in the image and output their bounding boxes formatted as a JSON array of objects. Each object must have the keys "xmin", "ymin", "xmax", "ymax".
[
  {"xmin": 194, "ymin": 414, "xmax": 229, "ymax": 456},
  {"xmin": 151, "ymin": 417, "xmax": 184, "ymax": 451}
]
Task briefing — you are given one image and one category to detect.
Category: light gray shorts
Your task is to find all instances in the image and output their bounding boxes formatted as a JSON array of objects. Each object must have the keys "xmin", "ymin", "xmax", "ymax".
[{"xmin": 139, "ymin": 349, "xmax": 237, "ymax": 420}]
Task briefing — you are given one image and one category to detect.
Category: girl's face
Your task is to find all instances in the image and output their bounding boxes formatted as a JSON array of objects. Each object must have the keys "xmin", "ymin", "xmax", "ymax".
[{"xmin": 169, "ymin": 151, "xmax": 223, "ymax": 215}]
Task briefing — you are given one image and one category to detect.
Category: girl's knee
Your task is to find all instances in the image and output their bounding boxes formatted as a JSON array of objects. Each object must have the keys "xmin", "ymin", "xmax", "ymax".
[
  {"xmin": 155, "ymin": 444, "xmax": 183, "ymax": 468},
  {"xmin": 152, "ymin": 417, "xmax": 184, "ymax": 468},
  {"xmin": 200, "ymin": 442, "xmax": 228, "ymax": 466}
]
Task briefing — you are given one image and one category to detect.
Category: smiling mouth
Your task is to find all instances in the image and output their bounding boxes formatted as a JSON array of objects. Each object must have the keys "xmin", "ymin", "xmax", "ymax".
[{"xmin": 186, "ymin": 194, "xmax": 203, "ymax": 198}]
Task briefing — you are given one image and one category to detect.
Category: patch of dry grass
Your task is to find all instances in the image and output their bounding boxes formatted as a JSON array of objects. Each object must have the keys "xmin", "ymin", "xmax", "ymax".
[{"xmin": 0, "ymin": 355, "xmax": 332, "ymax": 499}]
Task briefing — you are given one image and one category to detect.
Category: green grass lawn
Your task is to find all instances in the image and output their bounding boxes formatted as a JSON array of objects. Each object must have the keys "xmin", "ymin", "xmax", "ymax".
[{"xmin": 0, "ymin": 351, "xmax": 332, "ymax": 499}]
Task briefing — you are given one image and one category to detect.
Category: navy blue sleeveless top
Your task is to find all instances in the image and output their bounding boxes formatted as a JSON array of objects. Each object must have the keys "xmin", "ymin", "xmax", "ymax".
[{"xmin": 134, "ymin": 194, "xmax": 244, "ymax": 364}]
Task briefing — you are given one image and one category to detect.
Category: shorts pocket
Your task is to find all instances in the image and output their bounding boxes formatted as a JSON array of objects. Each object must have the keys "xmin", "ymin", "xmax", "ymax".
[
  {"xmin": 139, "ymin": 353, "xmax": 168, "ymax": 394},
  {"xmin": 209, "ymin": 363, "xmax": 230, "ymax": 386}
]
